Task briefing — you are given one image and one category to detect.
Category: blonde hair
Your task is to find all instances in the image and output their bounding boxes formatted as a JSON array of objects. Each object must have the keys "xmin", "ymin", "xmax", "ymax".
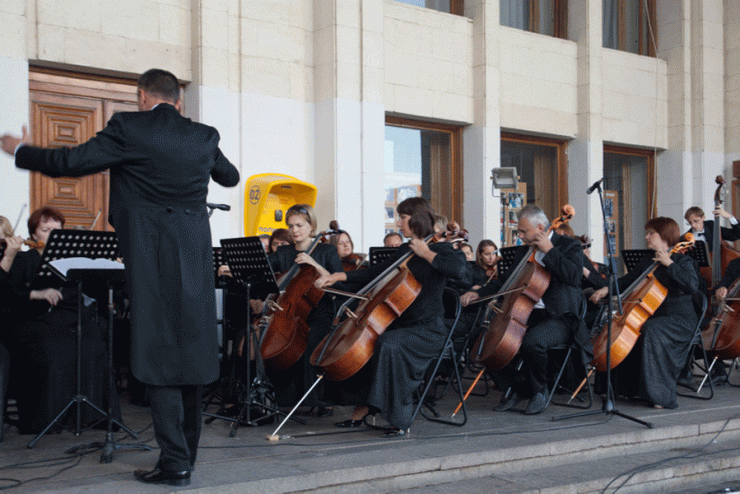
[
  {"xmin": 285, "ymin": 204, "xmax": 318, "ymax": 235},
  {"xmin": 0, "ymin": 216, "xmax": 12, "ymax": 238}
]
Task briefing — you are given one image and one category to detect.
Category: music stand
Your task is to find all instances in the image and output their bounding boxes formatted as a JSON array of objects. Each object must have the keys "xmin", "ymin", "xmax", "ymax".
[
  {"xmin": 497, "ymin": 246, "xmax": 519, "ymax": 275},
  {"xmin": 682, "ymin": 241, "xmax": 711, "ymax": 269},
  {"xmin": 211, "ymin": 237, "xmax": 284, "ymax": 435},
  {"xmin": 622, "ymin": 249, "xmax": 653, "ymax": 273},
  {"xmin": 27, "ymin": 230, "xmax": 148, "ymax": 451},
  {"xmin": 368, "ymin": 246, "xmax": 399, "ymax": 267},
  {"xmin": 553, "ymin": 183, "xmax": 652, "ymax": 429}
]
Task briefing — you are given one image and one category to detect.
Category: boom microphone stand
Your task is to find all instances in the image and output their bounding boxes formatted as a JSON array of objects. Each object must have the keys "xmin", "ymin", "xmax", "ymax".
[{"xmin": 553, "ymin": 178, "xmax": 652, "ymax": 428}]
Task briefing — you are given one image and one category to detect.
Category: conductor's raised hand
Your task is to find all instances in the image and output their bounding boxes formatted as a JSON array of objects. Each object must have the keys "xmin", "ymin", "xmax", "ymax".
[{"xmin": 0, "ymin": 125, "xmax": 29, "ymax": 156}]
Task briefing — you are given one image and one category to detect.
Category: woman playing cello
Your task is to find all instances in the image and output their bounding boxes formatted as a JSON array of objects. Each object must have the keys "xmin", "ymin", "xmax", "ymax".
[
  {"xmin": 590, "ymin": 217, "xmax": 699, "ymax": 409},
  {"xmin": 315, "ymin": 197, "xmax": 468, "ymax": 435},
  {"xmin": 265, "ymin": 204, "xmax": 343, "ymax": 413}
]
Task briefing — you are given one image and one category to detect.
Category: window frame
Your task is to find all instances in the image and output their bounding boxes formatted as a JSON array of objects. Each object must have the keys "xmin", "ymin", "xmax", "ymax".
[
  {"xmin": 606, "ymin": 0, "xmax": 657, "ymax": 57},
  {"xmin": 500, "ymin": 132, "xmax": 569, "ymax": 219},
  {"xmin": 500, "ymin": 0, "xmax": 568, "ymax": 40},
  {"xmin": 385, "ymin": 116, "xmax": 464, "ymax": 225}
]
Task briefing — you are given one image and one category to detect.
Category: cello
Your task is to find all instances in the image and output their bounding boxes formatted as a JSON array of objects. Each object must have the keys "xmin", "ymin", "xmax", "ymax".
[
  {"xmin": 310, "ymin": 222, "xmax": 465, "ymax": 381},
  {"xmin": 469, "ymin": 205, "xmax": 575, "ymax": 372},
  {"xmin": 258, "ymin": 224, "xmax": 338, "ymax": 371},
  {"xmin": 590, "ymin": 235, "xmax": 695, "ymax": 372},
  {"xmin": 702, "ymin": 277, "xmax": 740, "ymax": 360}
]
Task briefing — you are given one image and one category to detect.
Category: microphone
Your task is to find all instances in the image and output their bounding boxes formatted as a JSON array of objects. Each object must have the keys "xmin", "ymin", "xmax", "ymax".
[
  {"xmin": 586, "ymin": 178, "xmax": 604, "ymax": 195},
  {"xmin": 206, "ymin": 203, "xmax": 231, "ymax": 211}
]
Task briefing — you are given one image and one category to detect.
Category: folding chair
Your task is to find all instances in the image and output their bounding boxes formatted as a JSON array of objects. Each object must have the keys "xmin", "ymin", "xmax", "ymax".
[
  {"xmin": 410, "ymin": 288, "xmax": 467, "ymax": 426},
  {"xmin": 678, "ymin": 292, "xmax": 714, "ymax": 400},
  {"xmin": 546, "ymin": 297, "xmax": 593, "ymax": 409}
]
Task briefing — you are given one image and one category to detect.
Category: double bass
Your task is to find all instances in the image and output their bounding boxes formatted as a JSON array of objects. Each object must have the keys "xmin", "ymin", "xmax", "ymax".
[
  {"xmin": 699, "ymin": 176, "xmax": 740, "ymax": 290},
  {"xmin": 590, "ymin": 235, "xmax": 695, "ymax": 372},
  {"xmin": 310, "ymin": 222, "xmax": 465, "ymax": 381},
  {"xmin": 470, "ymin": 205, "xmax": 575, "ymax": 372}
]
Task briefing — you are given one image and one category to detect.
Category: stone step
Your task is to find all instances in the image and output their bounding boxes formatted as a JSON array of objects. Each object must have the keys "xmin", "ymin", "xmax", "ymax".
[{"xmin": 187, "ymin": 418, "xmax": 740, "ymax": 494}]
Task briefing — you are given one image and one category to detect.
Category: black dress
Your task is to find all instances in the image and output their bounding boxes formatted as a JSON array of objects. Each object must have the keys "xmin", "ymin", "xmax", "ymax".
[
  {"xmin": 266, "ymin": 242, "xmax": 343, "ymax": 407},
  {"xmin": 613, "ymin": 252, "xmax": 698, "ymax": 408},
  {"xmin": 343, "ymin": 242, "xmax": 467, "ymax": 430},
  {"xmin": 5, "ymin": 250, "xmax": 110, "ymax": 433}
]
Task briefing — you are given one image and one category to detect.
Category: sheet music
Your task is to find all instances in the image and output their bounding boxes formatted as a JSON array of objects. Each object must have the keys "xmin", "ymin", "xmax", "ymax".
[{"xmin": 48, "ymin": 257, "xmax": 125, "ymax": 278}]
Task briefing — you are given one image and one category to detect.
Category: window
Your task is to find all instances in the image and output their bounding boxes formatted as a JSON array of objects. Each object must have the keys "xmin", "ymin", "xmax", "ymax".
[
  {"xmin": 603, "ymin": 145, "xmax": 656, "ymax": 272},
  {"xmin": 500, "ymin": 133, "xmax": 568, "ymax": 245},
  {"xmin": 603, "ymin": 0, "xmax": 656, "ymax": 56},
  {"xmin": 384, "ymin": 117, "xmax": 463, "ymax": 234},
  {"xmin": 500, "ymin": 0, "xmax": 568, "ymax": 39},
  {"xmin": 392, "ymin": 0, "xmax": 464, "ymax": 16}
]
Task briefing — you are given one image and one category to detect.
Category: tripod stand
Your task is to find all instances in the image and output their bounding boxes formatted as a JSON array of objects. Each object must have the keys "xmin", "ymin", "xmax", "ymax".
[
  {"xmin": 28, "ymin": 230, "xmax": 150, "ymax": 448},
  {"xmin": 205, "ymin": 236, "xmax": 301, "ymax": 435},
  {"xmin": 553, "ymin": 179, "xmax": 652, "ymax": 429}
]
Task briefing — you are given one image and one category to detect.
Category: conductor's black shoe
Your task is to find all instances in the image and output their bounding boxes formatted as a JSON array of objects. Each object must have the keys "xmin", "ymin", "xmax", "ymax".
[
  {"xmin": 524, "ymin": 392, "xmax": 548, "ymax": 415},
  {"xmin": 495, "ymin": 391, "xmax": 522, "ymax": 412},
  {"xmin": 134, "ymin": 468, "xmax": 191, "ymax": 486}
]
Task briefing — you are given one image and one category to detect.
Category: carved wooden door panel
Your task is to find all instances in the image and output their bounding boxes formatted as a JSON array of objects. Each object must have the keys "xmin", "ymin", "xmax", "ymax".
[{"xmin": 29, "ymin": 71, "xmax": 137, "ymax": 231}]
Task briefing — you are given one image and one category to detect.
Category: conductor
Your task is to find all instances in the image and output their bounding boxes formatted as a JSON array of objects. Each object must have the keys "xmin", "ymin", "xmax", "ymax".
[{"xmin": 1, "ymin": 69, "xmax": 240, "ymax": 486}]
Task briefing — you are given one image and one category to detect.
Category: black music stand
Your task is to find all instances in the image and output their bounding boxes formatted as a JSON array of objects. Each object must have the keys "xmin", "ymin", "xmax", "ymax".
[
  {"xmin": 210, "ymin": 237, "xmax": 284, "ymax": 435},
  {"xmin": 64, "ymin": 267, "xmax": 151, "ymax": 462},
  {"xmin": 553, "ymin": 183, "xmax": 652, "ymax": 429},
  {"xmin": 27, "ymin": 230, "xmax": 147, "ymax": 449},
  {"xmin": 497, "ymin": 246, "xmax": 519, "ymax": 275},
  {"xmin": 682, "ymin": 241, "xmax": 711, "ymax": 270},
  {"xmin": 622, "ymin": 249, "xmax": 653, "ymax": 273},
  {"xmin": 368, "ymin": 246, "xmax": 399, "ymax": 267}
]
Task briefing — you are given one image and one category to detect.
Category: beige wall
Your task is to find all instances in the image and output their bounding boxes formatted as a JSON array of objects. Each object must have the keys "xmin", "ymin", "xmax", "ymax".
[{"xmin": 0, "ymin": 0, "xmax": 736, "ymax": 250}]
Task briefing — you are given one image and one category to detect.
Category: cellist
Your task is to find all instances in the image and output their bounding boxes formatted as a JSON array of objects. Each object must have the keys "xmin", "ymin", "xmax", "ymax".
[
  {"xmin": 265, "ymin": 204, "xmax": 343, "ymax": 415},
  {"xmin": 460, "ymin": 205, "xmax": 588, "ymax": 415},
  {"xmin": 590, "ymin": 217, "xmax": 698, "ymax": 409},
  {"xmin": 315, "ymin": 197, "xmax": 468, "ymax": 436}
]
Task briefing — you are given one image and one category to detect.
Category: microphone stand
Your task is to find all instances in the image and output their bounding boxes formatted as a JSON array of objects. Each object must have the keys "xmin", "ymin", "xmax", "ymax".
[{"xmin": 553, "ymin": 180, "xmax": 652, "ymax": 428}]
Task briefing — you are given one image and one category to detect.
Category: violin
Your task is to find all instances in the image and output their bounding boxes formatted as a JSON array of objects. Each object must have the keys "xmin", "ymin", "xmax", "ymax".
[
  {"xmin": 310, "ymin": 221, "xmax": 466, "ymax": 381},
  {"xmin": 258, "ymin": 224, "xmax": 339, "ymax": 370},
  {"xmin": 470, "ymin": 205, "xmax": 575, "ymax": 372},
  {"xmin": 590, "ymin": 235, "xmax": 695, "ymax": 372},
  {"xmin": 0, "ymin": 237, "xmax": 45, "ymax": 250},
  {"xmin": 340, "ymin": 253, "xmax": 367, "ymax": 272}
]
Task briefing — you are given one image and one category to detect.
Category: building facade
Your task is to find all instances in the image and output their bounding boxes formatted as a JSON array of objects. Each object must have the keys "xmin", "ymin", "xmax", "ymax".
[{"xmin": 0, "ymin": 0, "xmax": 738, "ymax": 262}]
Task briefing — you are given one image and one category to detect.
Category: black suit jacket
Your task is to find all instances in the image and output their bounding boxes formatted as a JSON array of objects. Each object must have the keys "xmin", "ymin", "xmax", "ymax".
[
  {"xmin": 15, "ymin": 104, "xmax": 239, "ymax": 386},
  {"xmin": 477, "ymin": 232, "xmax": 592, "ymax": 363},
  {"xmin": 687, "ymin": 218, "xmax": 740, "ymax": 253}
]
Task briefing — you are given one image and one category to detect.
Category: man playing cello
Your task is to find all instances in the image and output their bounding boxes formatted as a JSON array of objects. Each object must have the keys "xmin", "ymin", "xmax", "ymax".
[{"xmin": 460, "ymin": 205, "xmax": 590, "ymax": 415}]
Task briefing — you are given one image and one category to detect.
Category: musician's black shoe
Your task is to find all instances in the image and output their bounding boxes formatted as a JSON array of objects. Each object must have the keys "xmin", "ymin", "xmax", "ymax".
[
  {"xmin": 494, "ymin": 391, "xmax": 523, "ymax": 412},
  {"xmin": 383, "ymin": 427, "xmax": 407, "ymax": 438},
  {"xmin": 524, "ymin": 392, "xmax": 548, "ymax": 415},
  {"xmin": 134, "ymin": 468, "xmax": 191, "ymax": 486}
]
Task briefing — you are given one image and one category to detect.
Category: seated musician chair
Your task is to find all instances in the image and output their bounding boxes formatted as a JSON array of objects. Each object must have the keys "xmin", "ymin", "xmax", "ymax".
[
  {"xmin": 677, "ymin": 291, "xmax": 714, "ymax": 400},
  {"xmin": 545, "ymin": 297, "xmax": 593, "ymax": 409},
  {"xmin": 410, "ymin": 288, "xmax": 468, "ymax": 427}
]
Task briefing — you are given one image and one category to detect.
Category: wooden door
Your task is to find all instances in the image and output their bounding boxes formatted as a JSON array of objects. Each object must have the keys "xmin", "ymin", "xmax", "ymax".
[{"xmin": 29, "ymin": 70, "xmax": 138, "ymax": 231}]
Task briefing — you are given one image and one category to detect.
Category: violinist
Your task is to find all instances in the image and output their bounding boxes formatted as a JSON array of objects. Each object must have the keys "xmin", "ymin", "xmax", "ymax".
[
  {"xmin": 4, "ymin": 206, "xmax": 114, "ymax": 433},
  {"xmin": 460, "ymin": 205, "xmax": 588, "ymax": 415},
  {"xmin": 383, "ymin": 231, "xmax": 403, "ymax": 248},
  {"xmin": 316, "ymin": 197, "xmax": 468, "ymax": 435},
  {"xmin": 458, "ymin": 242, "xmax": 474, "ymax": 262},
  {"xmin": 329, "ymin": 229, "xmax": 366, "ymax": 271},
  {"xmin": 472, "ymin": 240, "xmax": 500, "ymax": 287},
  {"xmin": 266, "ymin": 204, "xmax": 343, "ymax": 413},
  {"xmin": 268, "ymin": 228, "xmax": 291, "ymax": 253},
  {"xmin": 590, "ymin": 217, "xmax": 698, "ymax": 409}
]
